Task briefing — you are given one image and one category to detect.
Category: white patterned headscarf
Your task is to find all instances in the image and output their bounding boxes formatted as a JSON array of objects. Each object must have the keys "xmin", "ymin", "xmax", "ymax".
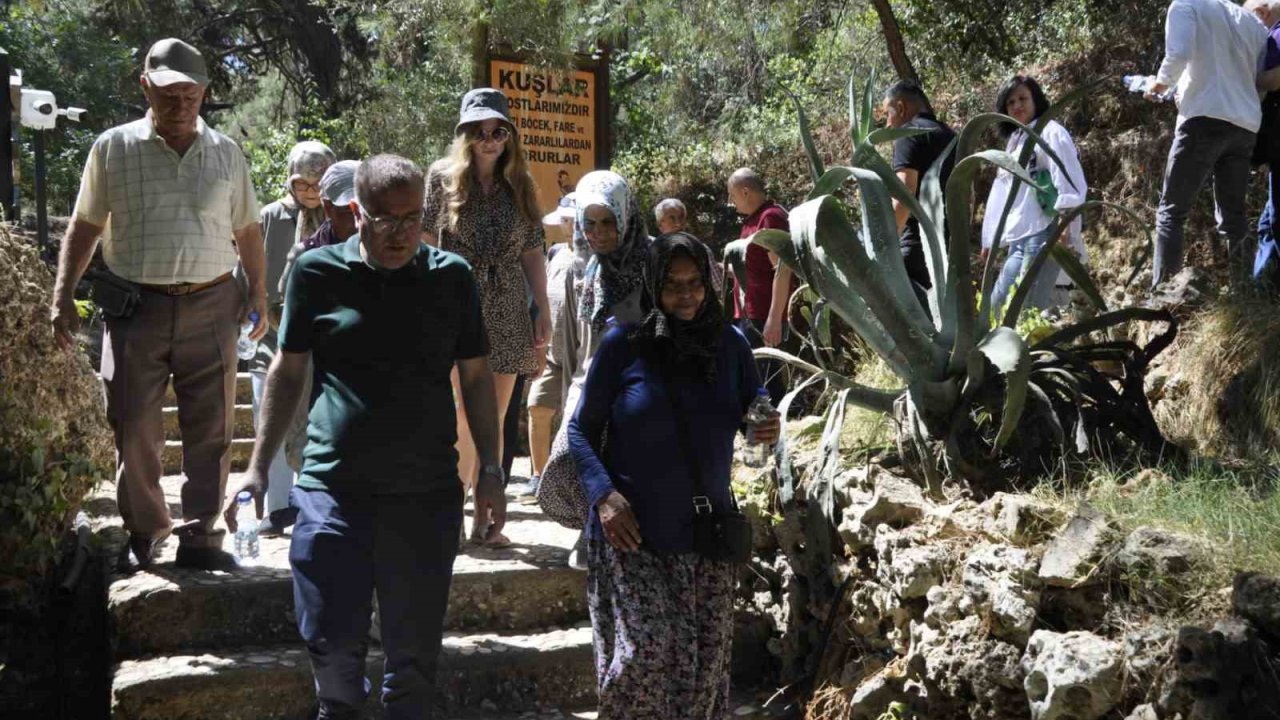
[{"xmin": 575, "ymin": 171, "xmax": 650, "ymax": 334}]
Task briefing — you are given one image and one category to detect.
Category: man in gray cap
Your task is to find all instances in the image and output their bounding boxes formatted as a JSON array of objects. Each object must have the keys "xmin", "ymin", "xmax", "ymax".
[
  {"xmin": 49, "ymin": 38, "xmax": 267, "ymax": 572},
  {"xmin": 299, "ymin": 159, "xmax": 361, "ymax": 252}
]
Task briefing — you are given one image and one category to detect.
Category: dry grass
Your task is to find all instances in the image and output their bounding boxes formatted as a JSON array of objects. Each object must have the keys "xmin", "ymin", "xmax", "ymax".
[{"xmin": 1153, "ymin": 297, "xmax": 1280, "ymax": 456}]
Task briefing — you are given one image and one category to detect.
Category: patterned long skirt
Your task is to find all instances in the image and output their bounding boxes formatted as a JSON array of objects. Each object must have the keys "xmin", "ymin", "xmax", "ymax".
[{"xmin": 587, "ymin": 540, "xmax": 737, "ymax": 719}]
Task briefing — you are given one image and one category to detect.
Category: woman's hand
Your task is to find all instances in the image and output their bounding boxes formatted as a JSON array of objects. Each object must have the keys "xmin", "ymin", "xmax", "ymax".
[
  {"xmin": 533, "ymin": 305, "xmax": 552, "ymax": 349},
  {"xmin": 597, "ymin": 491, "xmax": 642, "ymax": 552},
  {"xmin": 748, "ymin": 409, "xmax": 781, "ymax": 446}
]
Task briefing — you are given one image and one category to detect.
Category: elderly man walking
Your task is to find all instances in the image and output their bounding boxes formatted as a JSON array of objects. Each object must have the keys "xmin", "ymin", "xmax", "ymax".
[
  {"xmin": 1147, "ymin": 0, "xmax": 1270, "ymax": 289},
  {"xmin": 225, "ymin": 154, "xmax": 506, "ymax": 719},
  {"xmin": 49, "ymin": 38, "xmax": 267, "ymax": 572}
]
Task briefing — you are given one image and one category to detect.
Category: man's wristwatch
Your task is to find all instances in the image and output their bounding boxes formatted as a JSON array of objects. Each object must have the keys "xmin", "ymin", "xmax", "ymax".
[{"xmin": 479, "ymin": 463, "xmax": 505, "ymax": 485}]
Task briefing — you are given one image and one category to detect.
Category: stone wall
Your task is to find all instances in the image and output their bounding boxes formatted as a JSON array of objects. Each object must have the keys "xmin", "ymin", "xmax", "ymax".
[{"xmin": 738, "ymin": 460, "xmax": 1280, "ymax": 720}]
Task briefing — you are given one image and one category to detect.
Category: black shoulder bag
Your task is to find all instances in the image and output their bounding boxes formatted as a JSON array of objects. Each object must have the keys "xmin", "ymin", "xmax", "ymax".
[
  {"xmin": 662, "ymin": 365, "xmax": 753, "ymax": 564},
  {"xmin": 85, "ymin": 268, "xmax": 141, "ymax": 319}
]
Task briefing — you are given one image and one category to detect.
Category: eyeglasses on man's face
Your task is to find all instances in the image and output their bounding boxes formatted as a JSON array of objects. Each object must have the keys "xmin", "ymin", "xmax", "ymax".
[{"xmin": 357, "ymin": 205, "xmax": 423, "ymax": 235}]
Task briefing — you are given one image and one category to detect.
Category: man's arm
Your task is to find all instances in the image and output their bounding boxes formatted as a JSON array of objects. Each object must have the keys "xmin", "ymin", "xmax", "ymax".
[
  {"xmin": 49, "ymin": 218, "xmax": 104, "ymax": 351},
  {"xmin": 233, "ymin": 223, "xmax": 269, "ymax": 341},
  {"xmin": 1261, "ymin": 66, "xmax": 1280, "ymax": 93},
  {"xmin": 893, "ymin": 169, "xmax": 921, "ymax": 234},
  {"xmin": 520, "ymin": 248, "xmax": 552, "ymax": 349},
  {"xmin": 457, "ymin": 355, "xmax": 505, "ymax": 538},
  {"xmin": 1153, "ymin": 0, "xmax": 1195, "ymax": 94},
  {"xmin": 763, "ymin": 262, "xmax": 793, "ymax": 348},
  {"xmin": 223, "ymin": 349, "xmax": 310, "ymax": 528}
]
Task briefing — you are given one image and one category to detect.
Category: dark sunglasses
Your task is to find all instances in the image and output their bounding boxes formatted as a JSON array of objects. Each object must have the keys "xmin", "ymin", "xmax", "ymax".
[{"xmin": 469, "ymin": 126, "xmax": 511, "ymax": 143}]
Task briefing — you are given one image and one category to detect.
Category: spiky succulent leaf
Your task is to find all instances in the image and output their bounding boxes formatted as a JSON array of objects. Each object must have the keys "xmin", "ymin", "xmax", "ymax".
[
  {"xmin": 965, "ymin": 327, "xmax": 1031, "ymax": 451},
  {"xmin": 783, "ymin": 84, "xmax": 825, "ymax": 185}
]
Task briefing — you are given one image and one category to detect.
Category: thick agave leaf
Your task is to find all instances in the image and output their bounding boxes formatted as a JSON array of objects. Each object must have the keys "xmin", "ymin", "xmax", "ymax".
[
  {"xmin": 943, "ymin": 150, "xmax": 1046, "ymax": 374},
  {"xmin": 772, "ymin": 370, "xmax": 829, "ymax": 506},
  {"xmin": 848, "ymin": 152, "xmax": 947, "ymax": 324},
  {"xmin": 753, "ymin": 228, "xmax": 911, "ymax": 376},
  {"xmin": 918, "ymin": 137, "xmax": 957, "ymax": 327},
  {"xmin": 850, "ymin": 167, "xmax": 939, "ymax": 336},
  {"xmin": 1034, "ymin": 307, "xmax": 1174, "ymax": 350},
  {"xmin": 791, "ymin": 195, "xmax": 946, "ymax": 377},
  {"xmin": 754, "ymin": 347, "xmax": 903, "ymax": 412},
  {"xmin": 783, "ymin": 84, "xmax": 825, "ymax": 185},
  {"xmin": 723, "ymin": 238, "xmax": 751, "ymax": 311},
  {"xmin": 809, "ymin": 166, "xmax": 856, "ymax": 201},
  {"xmin": 964, "ymin": 326, "xmax": 1031, "ymax": 452}
]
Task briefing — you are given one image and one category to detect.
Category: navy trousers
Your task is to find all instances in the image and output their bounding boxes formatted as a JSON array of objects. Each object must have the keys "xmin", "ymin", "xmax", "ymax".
[{"xmin": 289, "ymin": 485, "xmax": 463, "ymax": 720}]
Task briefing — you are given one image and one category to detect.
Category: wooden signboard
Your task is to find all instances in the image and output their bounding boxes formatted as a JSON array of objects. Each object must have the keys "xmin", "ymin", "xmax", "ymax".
[{"xmin": 488, "ymin": 54, "xmax": 610, "ymax": 230}]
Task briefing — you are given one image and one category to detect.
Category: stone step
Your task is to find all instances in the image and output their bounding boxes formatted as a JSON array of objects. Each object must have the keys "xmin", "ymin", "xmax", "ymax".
[
  {"xmin": 163, "ymin": 404, "xmax": 255, "ymax": 441},
  {"xmin": 110, "ymin": 627, "xmax": 597, "ymax": 720},
  {"xmin": 162, "ymin": 372, "xmax": 255, "ymax": 406},
  {"xmin": 162, "ymin": 438, "xmax": 254, "ymax": 475},
  {"xmin": 103, "ymin": 504, "xmax": 586, "ymax": 657}
]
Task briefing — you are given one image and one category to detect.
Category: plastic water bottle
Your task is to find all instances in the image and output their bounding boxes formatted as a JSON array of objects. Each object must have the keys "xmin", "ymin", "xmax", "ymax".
[
  {"xmin": 744, "ymin": 388, "xmax": 775, "ymax": 468},
  {"xmin": 236, "ymin": 311, "xmax": 260, "ymax": 361},
  {"xmin": 1123, "ymin": 75, "xmax": 1173, "ymax": 102},
  {"xmin": 233, "ymin": 491, "xmax": 259, "ymax": 566}
]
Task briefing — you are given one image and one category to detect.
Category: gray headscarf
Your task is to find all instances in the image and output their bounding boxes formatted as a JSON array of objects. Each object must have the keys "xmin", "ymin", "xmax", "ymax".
[{"xmin": 284, "ymin": 141, "xmax": 335, "ymax": 250}]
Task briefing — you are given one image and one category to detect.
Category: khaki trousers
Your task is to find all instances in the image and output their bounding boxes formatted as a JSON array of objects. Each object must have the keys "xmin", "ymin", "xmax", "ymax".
[{"xmin": 101, "ymin": 278, "xmax": 240, "ymax": 548}]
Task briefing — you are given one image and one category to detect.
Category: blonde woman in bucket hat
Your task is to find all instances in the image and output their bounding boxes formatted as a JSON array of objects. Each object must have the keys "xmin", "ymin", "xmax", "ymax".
[{"xmin": 423, "ymin": 88, "xmax": 551, "ymax": 547}]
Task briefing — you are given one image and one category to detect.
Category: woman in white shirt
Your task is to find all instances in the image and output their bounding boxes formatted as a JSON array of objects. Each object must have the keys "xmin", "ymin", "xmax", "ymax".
[{"xmin": 981, "ymin": 75, "xmax": 1089, "ymax": 314}]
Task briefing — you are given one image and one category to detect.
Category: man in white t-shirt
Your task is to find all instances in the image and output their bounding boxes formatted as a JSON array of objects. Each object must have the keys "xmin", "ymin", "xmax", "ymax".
[{"xmin": 1148, "ymin": 0, "xmax": 1270, "ymax": 288}]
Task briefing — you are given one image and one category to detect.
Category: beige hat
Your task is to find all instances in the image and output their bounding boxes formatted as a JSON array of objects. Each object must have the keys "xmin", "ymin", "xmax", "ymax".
[{"xmin": 144, "ymin": 38, "xmax": 209, "ymax": 87}]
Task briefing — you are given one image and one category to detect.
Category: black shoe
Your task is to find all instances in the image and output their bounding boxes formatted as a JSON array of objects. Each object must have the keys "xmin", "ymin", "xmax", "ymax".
[
  {"xmin": 116, "ymin": 532, "xmax": 167, "ymax": 574},
  {"xmin": 258, "ymin": 508, "xmax": 296, "ymax": 538},
  {"xmin": 174, "ymin": 545, "xmax": 239, "ymax": 571}
]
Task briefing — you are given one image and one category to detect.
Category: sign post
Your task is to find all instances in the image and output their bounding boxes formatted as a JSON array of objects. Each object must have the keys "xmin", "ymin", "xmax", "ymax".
[{"xmin": 489, "ymin": 54, "xmax": 610, "ymax": 235}]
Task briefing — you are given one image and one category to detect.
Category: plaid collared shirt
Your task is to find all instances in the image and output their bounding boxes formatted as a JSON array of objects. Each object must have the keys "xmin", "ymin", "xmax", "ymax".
[{"xmin": 72, "ymin": 112, "xmax": 260, "ymax": 284}]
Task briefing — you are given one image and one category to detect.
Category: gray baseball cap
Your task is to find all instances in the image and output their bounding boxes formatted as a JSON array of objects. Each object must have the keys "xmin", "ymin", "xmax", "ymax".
[
  {"xmin": 144, "ymin": 38, "xmax": 209, "ymax": 87},
  {"xmin": 319, "ymin": 160, "xmax": 360, "ymax": 206},
  {"xmin": 456, "ymin": 88, "xmax": 514, "ymax": 134}
]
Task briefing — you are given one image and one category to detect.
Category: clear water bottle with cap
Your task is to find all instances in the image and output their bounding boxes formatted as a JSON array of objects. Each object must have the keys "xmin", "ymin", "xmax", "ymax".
[
  {"xmin": 233, "ymin": 491, "xmax": 259, "ymax": 565},
  {"xmin": 236, "ymin": 311, "xmax": 260, "ymax": 361},
  {"xmin": 744, "ymin": 388, "xmax": 775, "ymax": 468}
]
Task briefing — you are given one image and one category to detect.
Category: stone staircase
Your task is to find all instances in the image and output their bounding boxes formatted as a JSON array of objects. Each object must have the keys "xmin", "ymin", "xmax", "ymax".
[{"xmin": 88, "ymin": 373, "xmax": 785, "ymax": 719}]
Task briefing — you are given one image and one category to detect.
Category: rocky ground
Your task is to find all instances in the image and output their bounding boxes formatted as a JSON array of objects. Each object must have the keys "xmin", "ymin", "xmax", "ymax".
[{"xmin": 733, "ymin": 450, "xmax": 1280, "ymax": 720}]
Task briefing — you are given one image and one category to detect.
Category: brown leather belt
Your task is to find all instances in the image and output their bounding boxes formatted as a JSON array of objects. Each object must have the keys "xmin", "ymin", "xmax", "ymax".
[{"xmin": 135, "ymin": 272, "xmax": 234, "ymax": 296}]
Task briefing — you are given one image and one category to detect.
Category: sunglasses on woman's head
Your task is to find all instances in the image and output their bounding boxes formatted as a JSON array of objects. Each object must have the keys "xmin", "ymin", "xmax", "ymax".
[{"xmin": 470, "ymin": 126, "xmax": 511, "ymax": 143}]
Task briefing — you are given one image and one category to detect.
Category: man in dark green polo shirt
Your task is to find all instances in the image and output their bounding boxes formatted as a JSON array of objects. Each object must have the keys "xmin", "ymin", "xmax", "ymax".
[{"xmin": 224, "ymin": 154, "xmax": 505, "ymax": 720}]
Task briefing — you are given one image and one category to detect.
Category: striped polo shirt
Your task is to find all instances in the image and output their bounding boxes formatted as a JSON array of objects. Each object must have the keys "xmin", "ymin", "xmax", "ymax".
[{"xmin": 72, "ymin": 113, "xmax": 260, "ymax": 284}]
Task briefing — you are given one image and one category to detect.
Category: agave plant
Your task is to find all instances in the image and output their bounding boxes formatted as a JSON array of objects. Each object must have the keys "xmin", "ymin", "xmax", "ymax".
[{"xmin": 756, "ymin": 76, "xmax": 1179, "ymax": 500}]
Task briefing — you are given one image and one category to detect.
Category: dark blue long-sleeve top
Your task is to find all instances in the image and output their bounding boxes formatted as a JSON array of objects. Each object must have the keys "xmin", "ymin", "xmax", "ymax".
[{"xmin": 567, "ymin": 323, "xmax": 763, "ymax": 555}]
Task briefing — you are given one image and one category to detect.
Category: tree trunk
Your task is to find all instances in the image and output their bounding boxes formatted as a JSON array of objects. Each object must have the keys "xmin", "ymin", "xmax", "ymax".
[{"xmin": 869, "ymin": 0, "xmax": 919, "ymax": 83}]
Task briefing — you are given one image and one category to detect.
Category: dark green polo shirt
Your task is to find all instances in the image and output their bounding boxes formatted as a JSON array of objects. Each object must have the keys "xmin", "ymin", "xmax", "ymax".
[{"xmin": 278, "ymin": 237, "xmax": 488, "ymax": 495}]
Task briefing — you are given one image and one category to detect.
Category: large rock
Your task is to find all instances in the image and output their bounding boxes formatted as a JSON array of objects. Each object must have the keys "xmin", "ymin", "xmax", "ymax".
[
  {"xmin": 979, "ymin": 493, "xmax": 1059, "ymax": 547},
  {"xmin": 875, "ymin": 525, "xmax": 949, "ymax": 600},
  {"xmin": 850, "ymin": 665, "xmax": 912, "ymax": 720},
  {"xmin": 838, "ymin": 470, "xmax": 932, "ymax": 551},
  {"xmin": 1021, "ymin": 630, "xmax": 1124, "ymax": 720},
  {"xmin": 1172, "ymin": 618, "xmax": 1280, "ymax": 719},
  {"xmin": 910, "ymin": 615, "xmax": 1028, "ymax": 720},
  {"xmin": 962, "ymin": 542, "xmax": 1041, "ymax": 647},
  {"xmin": 1115, "ymin": 526, "xmax": 1202, "ymax": 577},
  {"xmin": 1233, "ymin": 572, "xmax": 1280, "ymax": 642},
  {"xmin": 1038, "ymin": 505, "xmax": 1116, "ymax": 588}
]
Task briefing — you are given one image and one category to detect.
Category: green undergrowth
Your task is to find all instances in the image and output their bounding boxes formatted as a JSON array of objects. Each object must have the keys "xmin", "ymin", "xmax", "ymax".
[{"xmin": 1035, "ymin": 456, "xmax": 1280, "ymax": 590}]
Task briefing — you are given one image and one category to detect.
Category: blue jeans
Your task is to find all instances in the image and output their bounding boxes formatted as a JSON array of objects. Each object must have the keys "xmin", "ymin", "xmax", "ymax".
[
  {"xmin": 991, "ymin": 229, "xmax": 1058, "ymax": 318},
  {"xmin": 1254, "ymin": 171, "xmax": 1278, "ymax": 286},
  {"xmin": 290, "ymin": 485, "xmax": 463, "ymax": 719},
  {"xmin": 250, "ymin": 370, "xmax": 296, "ymax": 521}
]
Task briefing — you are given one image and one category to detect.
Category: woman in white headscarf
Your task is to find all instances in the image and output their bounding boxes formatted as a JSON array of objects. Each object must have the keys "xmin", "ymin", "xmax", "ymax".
[{"xmin": 238, "ymin": 139, "xmax": 334, "ymax": 536}]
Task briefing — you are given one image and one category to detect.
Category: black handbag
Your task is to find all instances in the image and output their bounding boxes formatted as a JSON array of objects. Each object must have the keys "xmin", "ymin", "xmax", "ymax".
[
  {"xmin": 86, "ymin": 269, "xmax": 141, "ymax": 319},
  {"xmin": 662, "ymin": 366, "xmax": 753, "ymax": 564}
]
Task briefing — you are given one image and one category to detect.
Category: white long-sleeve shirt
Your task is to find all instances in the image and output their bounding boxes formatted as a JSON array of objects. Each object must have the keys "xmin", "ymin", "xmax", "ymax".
[
  {"xmin": 982, "ymin": 120, "xmax": 1088, "ymax": 263},
  {"xmin": 1154, "ymin": 0, "xmax": 1269, "ymax": 132}
]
